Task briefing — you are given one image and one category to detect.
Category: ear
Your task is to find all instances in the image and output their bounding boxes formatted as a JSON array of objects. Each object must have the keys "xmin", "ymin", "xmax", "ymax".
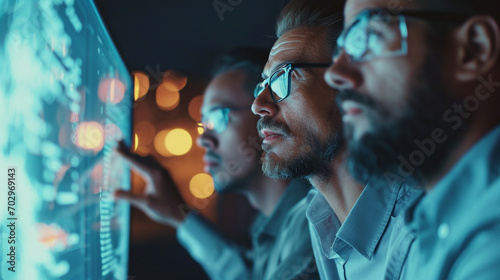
[{"xmin": 455, "ymin": 16, "xmax": 500, "ymax": 81}]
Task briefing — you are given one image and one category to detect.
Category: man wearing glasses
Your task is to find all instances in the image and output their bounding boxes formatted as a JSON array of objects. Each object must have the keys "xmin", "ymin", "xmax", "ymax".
[
  {"xmin": 326, "ymin": 0, "xmax": 500, "ymax": 278},
  {"xmin": 253, "ymin": 0, "xmax": 420, "ymax": 279},
  {"xmin": 114, "ymin": 48, "xmax": 319, "ymax": 280}
]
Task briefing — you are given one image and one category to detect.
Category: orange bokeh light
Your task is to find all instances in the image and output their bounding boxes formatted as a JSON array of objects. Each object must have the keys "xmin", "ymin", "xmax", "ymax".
[
  {"xmin": 133, "ymin": 71, "xmax": 149, "ymax": 101},
  {"xmin": 75, "ymin": 121, "xmax": 104, "ymax": 152},
  {"xmin": 134, "ymin": 133, "xmax": 139, "ymax": 151},
  {"xmin": 189, "ymin": 173, "xmax": 215, "ymax": 199},
  {"xmin": 156, "ymin": 84, "xmax": 180, "ymax": 111},
  {"xmin": 154, "ymin": 129, "xmax": 173, "ymax": 157},
  {"xmin": 188, "ymin": 95, "xmax": 203, "ymax": 122},
  {"xmin": 162, "ymin": 70, "xmax": 188, "ymax": 91},
  {"xmin": 165, "ymin": 128, "xmax": 192, "ymax": 156},
  {"xmin": 98, "ymin": 77, "xmax": 125, "ymax": 104},
  {"xmin": 38, "ymin": 223, "xmax": 69, "ymax": 249}
]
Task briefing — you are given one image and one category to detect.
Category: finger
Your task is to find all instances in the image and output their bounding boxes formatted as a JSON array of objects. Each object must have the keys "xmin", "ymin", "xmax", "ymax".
[
  {"xmin": 114, "ymin": 142, "xmax": 159, "ymax": 178},
  {"xmin": 114, "ymin": 189, "xmax": 147, "ymax": 209}
]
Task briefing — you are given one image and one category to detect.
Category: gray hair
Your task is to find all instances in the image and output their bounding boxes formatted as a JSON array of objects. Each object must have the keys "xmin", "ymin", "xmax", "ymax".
[{"xmin": 276, "ymin": 0, "xmax": 345, "ymax": 53}]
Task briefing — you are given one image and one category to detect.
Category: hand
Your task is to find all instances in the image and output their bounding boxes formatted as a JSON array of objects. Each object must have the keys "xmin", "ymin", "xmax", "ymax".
[{"xmin": 114, "ymin": 140, "xmax": 187, "ymax": 228}]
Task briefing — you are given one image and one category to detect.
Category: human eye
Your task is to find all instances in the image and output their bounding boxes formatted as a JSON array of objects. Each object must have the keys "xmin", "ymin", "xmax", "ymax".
[
  {"xmin": 366, "ymin": 26, "xmax": 385, "ymax": 52},
  {"xmin": 269, "ymin": 70, "xmax": 288, "ymax": 100},
  {"xmin": 366, "ymin": 17, "xmax": 400, "ymax": 55},
  {"xmin": 366, "ymin": 26, "xmax": 384, "ymax": 38},
  {"xmin": 344, "ymin": 21, "xmax": 368, "ymax": 60},
  {"xmin": 207, "ymin": 108, "xmax": 229, "ymax": 132}
]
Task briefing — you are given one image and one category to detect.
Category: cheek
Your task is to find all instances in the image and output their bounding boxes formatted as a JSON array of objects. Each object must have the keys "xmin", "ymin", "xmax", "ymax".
[
  {"xmin": 220, "ymin": 129, "xmax": 260, "ymax": 161},
  {"xmin": 219, "ymin": 130, "xmax": 245, "ymax": 152},
  {"xmin": 289, "ymin": 107, "xmax": 325, "ymax": 142},
  {"xmin": 363, "ymin": 59, "xmax": 414, "ymax": 112},
  {"xmin": 293, "ymin": 93, "xmax": 337, "ymax": 134}
]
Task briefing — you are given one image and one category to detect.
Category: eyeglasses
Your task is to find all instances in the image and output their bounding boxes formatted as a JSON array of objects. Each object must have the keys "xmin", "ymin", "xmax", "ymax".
[
  {"xmin": 200, "ymin": 106, "xmax": 248, "ymax": 134},
  {"xmin": 333, "ymin": 8, "xmax": 471, "ymax": 63},
  {"xmin": 254, "ymin": 62, "xmax": 331, "ymax": 102}
]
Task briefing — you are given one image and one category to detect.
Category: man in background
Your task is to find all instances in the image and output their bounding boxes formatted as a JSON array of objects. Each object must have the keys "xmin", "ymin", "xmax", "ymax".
[
  {"xmin": 252, "ymin": 0, "xmax": 420, "ymax": 279},
  {"xmin": 326, "ymin": 0, "xmax": 500, "ymax": 278},
  {"xmin": 115, "ymin": 47, "xmax": 318, "ymax": 280}
]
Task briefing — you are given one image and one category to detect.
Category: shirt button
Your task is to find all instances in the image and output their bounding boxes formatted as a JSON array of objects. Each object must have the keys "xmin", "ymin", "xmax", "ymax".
[
  {"xmin": 339, "ymin": 259, "xmax": 345, "ymax": 265},
  {"xmin": 438, "ymin": 223, "xmax": 450, "ymax": 239}
]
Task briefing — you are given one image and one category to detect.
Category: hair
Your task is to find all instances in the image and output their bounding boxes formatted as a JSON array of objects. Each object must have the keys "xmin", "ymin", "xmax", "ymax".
[
  {"xmin": 412, "ymin": 0, "xmax": 500, "ymax": 65},
  {"xmin": 421, "ymin": 0, "xmax": 500, "ymax": 21},
  {"xmin": 275, "ymin": 0, "xmax": 345, "ymax": 53},
  {"xmin": 211, "ymin": 47, "xmax": 269, "ymax": 97}
]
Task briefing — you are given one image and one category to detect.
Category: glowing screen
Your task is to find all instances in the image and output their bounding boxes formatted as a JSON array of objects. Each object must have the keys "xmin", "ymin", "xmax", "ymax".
[{"xmin": 0, "ymin": 0, "xmax": 132, "ymax": 279}]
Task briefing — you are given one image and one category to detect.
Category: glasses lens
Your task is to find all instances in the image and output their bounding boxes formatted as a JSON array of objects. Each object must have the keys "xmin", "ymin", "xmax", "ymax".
[
  {"xmin": 344, "ymin": 18, "xmax": 369, "ymax": 61},
  {"xmin": 342, "ymin": 10, "xmax": 407, "ymax": 62},
  {"xmin": 269, "ymin": 69, "xmax": 289, "ymax": 101},
  {"xmin": 202, "ymin": 108, "xmax": 228, "ymax": 133},
  {"xmin": 366, "ymin": 14, "xmax": 404, "ymax": 57}
]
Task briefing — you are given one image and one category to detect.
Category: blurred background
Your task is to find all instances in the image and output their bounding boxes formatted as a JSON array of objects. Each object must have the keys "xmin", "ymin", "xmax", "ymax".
[{"xmin": 94, "ymin": 1, "xmax": 288, "ymax": 279}]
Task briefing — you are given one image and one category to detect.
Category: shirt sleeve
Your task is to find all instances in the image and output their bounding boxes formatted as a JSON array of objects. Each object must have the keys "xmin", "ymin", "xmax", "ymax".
[{"xmin": 176, "ymin": 213, "xmax": 252, "ymax": 280}]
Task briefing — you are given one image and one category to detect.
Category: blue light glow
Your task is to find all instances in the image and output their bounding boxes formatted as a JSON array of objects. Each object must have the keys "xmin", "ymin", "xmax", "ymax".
[{"xmin": 0, "ymin": 1, "xmax": 132, "ymax": 279}]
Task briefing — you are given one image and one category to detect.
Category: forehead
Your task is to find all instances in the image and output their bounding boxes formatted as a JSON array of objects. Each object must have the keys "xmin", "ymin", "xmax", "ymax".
[
  {"xmin": 202, "ymin": 70, "xmax": 252, "ymax": 113},
  {"xmin": 264, "ymin": 27, "xmax": 329, "ymax": 73},
  {"xmin": 344, "ymin": 0, "xmax": 422, "ymax": 25}
]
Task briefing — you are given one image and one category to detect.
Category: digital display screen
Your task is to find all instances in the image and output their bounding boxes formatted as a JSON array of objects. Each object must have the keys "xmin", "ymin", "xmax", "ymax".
[{"xmin": 0, "ymin": 0, "xmax": 132, "ymax": 279}]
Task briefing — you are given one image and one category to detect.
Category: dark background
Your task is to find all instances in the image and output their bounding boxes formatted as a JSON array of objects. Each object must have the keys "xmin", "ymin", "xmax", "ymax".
[
  {"xmin": 95, "ymin": 0, "xmax": 288, "ymax": 77},
  {"xmin": 94, "ymin": 1, "xmax": 289, "ymax": 279}
]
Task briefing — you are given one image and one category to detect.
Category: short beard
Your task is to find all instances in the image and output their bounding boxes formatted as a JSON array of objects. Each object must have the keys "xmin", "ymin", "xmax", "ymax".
[
  {"xmin": 211, "ymin": 158, "xmax": 262, "ymax": 195},
  {"xmin": 339, "ymin": 53, "xmax": 465, "ymax": 187},
  {"xmin": 261, "ymin": 125, "xmax": 344, "ymax": 180}
]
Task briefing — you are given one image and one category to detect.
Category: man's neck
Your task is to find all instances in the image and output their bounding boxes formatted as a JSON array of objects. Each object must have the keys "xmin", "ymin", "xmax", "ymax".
[
  {"xmin": 423, "ymin": 74, "xmax": 500, "ymax": 189},
  {"xmin": 308, "ymin": 151, "xmax": 364, "ymax": 224},
  {"xmin": 242, "ymin": 175, "xmax": 289, "ymax": 217}
]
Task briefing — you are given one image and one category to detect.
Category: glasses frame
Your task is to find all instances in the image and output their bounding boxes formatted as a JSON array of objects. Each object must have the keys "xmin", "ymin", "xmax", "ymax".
[
  {"xmin": 200, "ymin": 106, "xmax": 248, "ymax": 134},
  {"xmin": 254, "ymin": 62, "xmax": 331, "ymax": 103},
  {"xmin": 334, "ymin": 8, "xmax": 472, "ymax": 63}
]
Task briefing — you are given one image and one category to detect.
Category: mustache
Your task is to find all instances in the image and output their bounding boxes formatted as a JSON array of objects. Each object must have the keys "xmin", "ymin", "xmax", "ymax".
[
  {"xmin": 336, "ymin": 89, "xmax": 377, "ymax": 111},
  {"xmin": 257, "ymin": 117, "xmax": 292, "ymax": 138}
]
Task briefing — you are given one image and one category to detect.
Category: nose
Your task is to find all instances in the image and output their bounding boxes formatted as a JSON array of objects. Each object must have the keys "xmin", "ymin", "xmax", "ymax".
[
  {"xmin": 196, "ymin": 129, "xmax": 217, "ymax": 151},
  {"xmin": 324, "ymin": 52, "xmax": 362, "ymax": 91},
  {"xmin": 251, "ymin": 86, "xmax": 279, "ymax": 117}
]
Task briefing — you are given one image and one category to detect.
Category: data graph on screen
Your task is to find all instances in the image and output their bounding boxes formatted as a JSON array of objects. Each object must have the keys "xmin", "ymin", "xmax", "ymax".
[{"xmin": 0, "ymin": 0, "xmax": 133, "ymax": 279}]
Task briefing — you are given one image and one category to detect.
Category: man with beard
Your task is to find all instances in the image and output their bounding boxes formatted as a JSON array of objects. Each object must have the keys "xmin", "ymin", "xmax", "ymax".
[
  {"xmin": 252, "ymin": 0, "xmax": 421, "ymax": 279},
  {"xmin": 115, "ymin": 48, "xmax": 318, "ymax": 280},
  {"xmin": 326, "ymin": 0, "xmax": 500, "ymax": 278}
]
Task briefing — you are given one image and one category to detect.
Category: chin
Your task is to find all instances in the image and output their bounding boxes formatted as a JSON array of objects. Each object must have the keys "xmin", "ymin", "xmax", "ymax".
[
  {"xmin": 261, "ymin": 151, "xmax": 289, "ymax": 179},
  {"xmin": 209, "ymin": 169, "xmax": 228, "ymax": 192}
]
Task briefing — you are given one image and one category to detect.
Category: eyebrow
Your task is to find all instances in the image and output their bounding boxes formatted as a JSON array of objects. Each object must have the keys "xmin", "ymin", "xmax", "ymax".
[{"xmin": 261, "ymin": 61, "xmax": 293, "ymax": 80}]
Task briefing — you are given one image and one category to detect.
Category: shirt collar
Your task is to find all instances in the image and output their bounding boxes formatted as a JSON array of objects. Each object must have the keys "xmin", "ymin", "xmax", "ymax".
[
  {"xmin": 336, "ymin": 180, "xmax": 403, "ymax": 260},
  {"xmin": 254, "ymin": 179, "xmax": 311, "ymax": 238},
  {"xmin": 307, "ymin": 180, "xmax": 405, "ymax": 260},
  {"xmin": 405, "ymin": 125, "xmax": 500, "ymax": 232},
  {"xmin": 306, "ymin": 189, "xmax": 341, "ymax": 258}
]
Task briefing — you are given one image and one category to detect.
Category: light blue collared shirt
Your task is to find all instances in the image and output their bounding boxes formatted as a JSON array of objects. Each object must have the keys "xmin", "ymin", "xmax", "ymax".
[
  {"xmin": 404, "ymin": 125, "xmax": 500, "ymax": 280},
  {"xmin": 307, "ymin": 181, "xmax": 421, "ymax": 280}
]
